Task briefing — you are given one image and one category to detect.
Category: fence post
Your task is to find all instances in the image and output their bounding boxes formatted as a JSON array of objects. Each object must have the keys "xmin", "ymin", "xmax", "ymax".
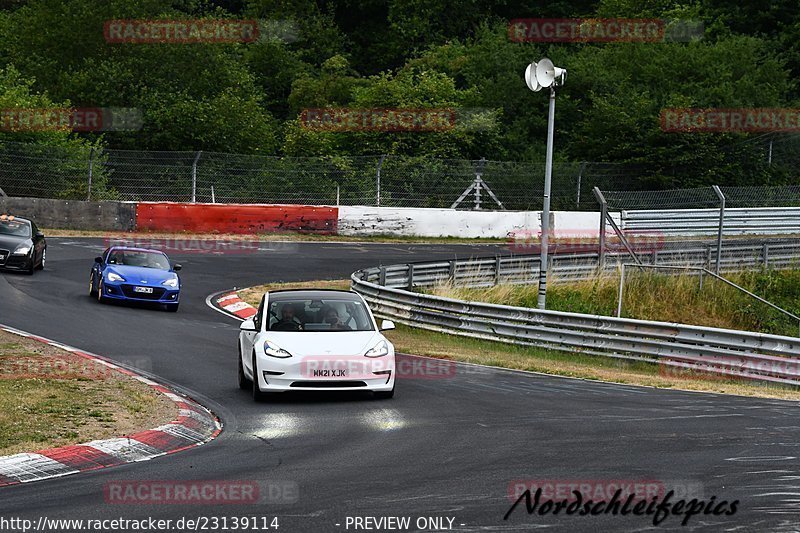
[
  {"xmin": 191, "ymin": 151, "xmax": 202, "ymax": 203},
  {"xmin": 575, "ymin": 161, "xmax": 586, "ymax": 208},
  {"xmin": 763, "ymin": 243, "xmax": 769, "ymax": 268},
  {"xmin": 379, "ymin": 266, "xmax": 386, "ymax": 286},
  {"xmin": 376, "ymin": 154, "xmax": 386, "ymax": 206},
  {"xmin": 593, "ymin": 187, "xmax": 607, "ymax": 270},
  {"xmin": 494, "ymin": 255, "xmax": 502, "ymax": 285},
  {"xmin": 449, "ymin": 260, "xmax": 456, "ymax": 283},
  {"xmin": 87, "ymin": 147, "xmax": 95, "ymax": 201},
  {"xmin": 712, "ymin": 185, "xmax": 725, "ymax": 275},
  {"xmin": 407, "ymin": 264, "xmax": 414, "ymax": 290}
]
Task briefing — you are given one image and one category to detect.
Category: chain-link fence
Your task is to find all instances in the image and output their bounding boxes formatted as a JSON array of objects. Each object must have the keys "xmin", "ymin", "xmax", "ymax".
[
  {"xmin": 0, "ymin": 140, "xmax": 657, "ymax": 210},
  {"xmin": 2, "ymin": 139, "xmax": 799, "ymax": 211}
]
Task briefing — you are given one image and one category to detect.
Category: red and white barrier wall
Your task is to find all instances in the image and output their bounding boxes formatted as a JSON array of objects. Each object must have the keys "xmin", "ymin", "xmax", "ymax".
[{"xmin": 132, "ymin": 202, "xmax": 613, "ymax": 239}]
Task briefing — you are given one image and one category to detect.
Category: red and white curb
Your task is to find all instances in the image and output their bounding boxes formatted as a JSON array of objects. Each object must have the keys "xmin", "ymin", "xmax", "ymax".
[
  {"xmin": 211, "ymin": 291, "xmax": 257, "ymax": 320},
  {"xmin": 0, "ymin": 324, "xmax": 222, "ymax": 487}
]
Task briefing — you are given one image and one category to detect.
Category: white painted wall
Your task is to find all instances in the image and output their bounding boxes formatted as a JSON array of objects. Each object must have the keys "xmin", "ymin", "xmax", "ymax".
[{"xmin": 337, "ymin": 206, "xmax": 616, "ymax": 238}]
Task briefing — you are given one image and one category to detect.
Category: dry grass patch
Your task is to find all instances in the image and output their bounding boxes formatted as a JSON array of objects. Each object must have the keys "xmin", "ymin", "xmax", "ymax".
[{"xmin": 0, "ymin": 329, "xmax": 176, "ymax": 455}]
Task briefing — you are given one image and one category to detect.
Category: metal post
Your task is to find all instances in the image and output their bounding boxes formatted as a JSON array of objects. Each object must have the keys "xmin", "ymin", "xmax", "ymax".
[
  {"xmin": 336, "ymin": 184, "xmax": 340, "ymax": 206},
  {"xmin": 768, "ymin": 139, "xmax": 773, "ymax": 166},
  {"xmin": 537, "ymin": 86, "xmax": 556, "ymax": 310},
  {"xmin": 379, "ymin": 266, "xmax": 386, "ymax": 286},
  {"xmin": 376, "ymin": 154, "xmax": 386, "ymax": 206},
  {"xmin": 87, "ymin": 147, "xmax": 94, "ymax": 201},
  {"xmin": 763, "ymin": 244, "xmax": 769, "ymax": 268},
  {"xmin": 616, "ymin": 263, "xmax": 626, "ymax": 317},
  {"xmin": 448, "ymin": 260, "xmax": 456, "ymax": 282},
  {"xmin": 191, "ymin": 151, "xmax": 202, "ymax": 203},
  {"xmin": 593, "ymin": 187, "xmax": 607, "ymax": 270},
  {"xmin": 474, "ymin": 176, "xmax": 481, "ymax": 210},
  {"xmin": 407, "ymin": 264, "xmax": 414, "ymax": 290},
  {"xmin": 575, "ymin": 161, "xmax": 586, "ymax": 208},
  {"xmin": 712, "ymin": 185, "xmax": 725, "ymax": 275},
  {"xmin": 211, "ymin": 185, "xmax": 216, "ymax": 204},
  {"xmin": 494, "ymin": 255, "xmax": 502, "ymax": 285}
]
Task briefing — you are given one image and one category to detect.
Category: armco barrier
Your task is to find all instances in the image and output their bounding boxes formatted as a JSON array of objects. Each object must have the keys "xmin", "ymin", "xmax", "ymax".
[
  {"xmin": 135, "ymin": 202, "xmax": 338, "ymax": 234},
  {"xmin": 622, "ymin": 207, "xmax": 800, "ymax": 237},
  {"xmin": 351, "ymin": 254, "xmax": 800, "ymax": 386}
]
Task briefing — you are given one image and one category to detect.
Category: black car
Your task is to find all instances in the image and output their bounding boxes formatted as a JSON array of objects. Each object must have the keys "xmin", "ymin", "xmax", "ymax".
[{"xmin": 0, "ymin": 215, "xmax": 47, "ymax": 274}]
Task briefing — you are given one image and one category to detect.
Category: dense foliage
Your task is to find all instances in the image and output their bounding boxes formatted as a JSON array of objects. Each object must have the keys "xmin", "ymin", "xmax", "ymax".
[{"xmin": 0, "ymin": 0, "xmax": 798, "ymax": 189}]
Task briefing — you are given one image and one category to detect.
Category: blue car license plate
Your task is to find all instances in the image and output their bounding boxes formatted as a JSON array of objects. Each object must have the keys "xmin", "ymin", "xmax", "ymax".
[{"xmin": 133, "ymin": 286, "xmax": 153, "ymax": 294}]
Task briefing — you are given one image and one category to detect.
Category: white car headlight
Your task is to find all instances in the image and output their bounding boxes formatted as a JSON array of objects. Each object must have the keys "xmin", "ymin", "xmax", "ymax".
[
  {"xmin": 162, "ymin": 278, "xmax": 179, "ymax": 288},
  {"xmin": 264, "ymin": 341, "xmax": 292, "ymax": 358},
  {"xmin": 12, "ymin": 245, "xmax": 31, "ymax": 255},
  {"xmin": 106, "ymin": 272, "xmax": 125, "ymax": 282},
  {"xmin": 365, "ymin": 339, "xmax": 389, "ymax": 358}
]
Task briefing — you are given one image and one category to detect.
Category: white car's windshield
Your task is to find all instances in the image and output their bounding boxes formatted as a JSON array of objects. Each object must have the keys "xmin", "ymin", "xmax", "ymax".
[{"xmin": 268, "ymin": 298, "xmax": 374, "ymax": 332}]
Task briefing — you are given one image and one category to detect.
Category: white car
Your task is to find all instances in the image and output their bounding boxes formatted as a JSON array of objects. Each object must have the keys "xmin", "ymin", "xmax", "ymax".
[{"xmin": 238, "ymin": 289, "xmax": 396, "ymax": 400}]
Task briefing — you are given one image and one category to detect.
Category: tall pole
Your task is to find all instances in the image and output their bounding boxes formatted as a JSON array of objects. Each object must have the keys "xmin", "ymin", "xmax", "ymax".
[{"xmin": 537, "ymin": 86, "xmax": 556, "ymax": 309}]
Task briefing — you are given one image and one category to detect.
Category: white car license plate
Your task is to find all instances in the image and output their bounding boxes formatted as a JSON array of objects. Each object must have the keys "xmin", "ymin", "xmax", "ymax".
[
  {"xmin": 312, "ymin": 369, "xmax": 347, "ymax": 378},
  {"xmin": 133, "ymin": 286, "xmax": 153, "ymax": 294}
]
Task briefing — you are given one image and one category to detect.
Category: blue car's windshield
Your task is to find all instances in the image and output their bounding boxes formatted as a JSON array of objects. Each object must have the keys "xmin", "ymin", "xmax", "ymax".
[{"xmin": 108, "ymin": 250, "xmax": 171, "ymax": 270}]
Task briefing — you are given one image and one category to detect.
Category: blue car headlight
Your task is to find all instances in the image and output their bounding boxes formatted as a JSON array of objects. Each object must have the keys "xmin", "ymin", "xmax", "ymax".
[
  {"xmin": 162, "ymin": 278, "xmax": 179, "ymax": 288},
  {"xmin": 106, "ymin": 272, "xmax": 125, "ymax": 282}
]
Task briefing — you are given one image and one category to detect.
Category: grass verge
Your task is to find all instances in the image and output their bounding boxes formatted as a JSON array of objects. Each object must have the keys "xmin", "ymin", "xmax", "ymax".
[
  {"xmin": 0, "ymin": 330, "xmax": 176, "ymax": 455},
  {"xmin": 432, "ymin": 268, "xmax": 800, "ymax": 338},
  {"xmin": 238, "ymin": 279, "xmax": 800, "ymax": 401}
]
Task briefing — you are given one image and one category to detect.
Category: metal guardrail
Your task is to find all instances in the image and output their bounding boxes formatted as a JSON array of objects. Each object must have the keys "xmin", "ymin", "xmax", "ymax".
[
  {"xmin": 621, "ymin": 207, "xmax": 800, "ymax": 237},
  {"xmin": 352, "ymin": 250, "xmax": 800, "ymax": 386},
  {"xmin": 363, "ymin": 242, "xmax": 800, "ymax": 291}
]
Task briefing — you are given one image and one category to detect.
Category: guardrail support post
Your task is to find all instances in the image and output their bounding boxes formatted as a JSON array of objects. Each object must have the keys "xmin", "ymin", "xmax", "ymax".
[
  {"xmin": 712, "ymin": 185, "xmax": 725, "ymax": 275},
  {"xmin": 495, "ymin": 256, "xmax": 502, "ymax": 285},
  {"xmin": 448, "ymin": 260, "xmax": 456, "ymax": 283},
  {"xmin": 407, "ymin": 264, "xmax": 414, "ymax": 290},
  {"xmin": 379, "ymin": 266, "xmax": 386, "ymax": 286},
  {"xmin": 616, "ymin": 264, "xmax": 626, "ymax": 317},
  {"xmin": 763, "ymin": 244, "xmax": 769, "ymax": 268}
]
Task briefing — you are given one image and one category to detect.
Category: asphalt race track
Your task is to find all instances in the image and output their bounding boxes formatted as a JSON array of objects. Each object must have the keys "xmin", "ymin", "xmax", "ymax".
[{"xmin": 1, "ymin": 238, "xmax": 800, "ymax": 532}]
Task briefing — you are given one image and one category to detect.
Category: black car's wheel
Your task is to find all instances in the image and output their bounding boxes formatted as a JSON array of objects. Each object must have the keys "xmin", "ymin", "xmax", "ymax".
[
  {"xmin": 164, "ymin": 303, "xmax": 179, "ymax": 312},
  {"xmin": 25, "ymin": 254, "xmax": 34, "ymax": 275},
  {"xmin": 36, "ymin": 248, "xmax": 46, "ymax": 270},
  {"xmin": 89, "ymin": 272, "xmax": 98, "ymax": 297},
  {"xmin": 252, "ymin": 351, "xmax": 268, "ymax": 402},
  {"xmin": 238, "ymin": 346, "xmax": 250, "ymax": 390}
]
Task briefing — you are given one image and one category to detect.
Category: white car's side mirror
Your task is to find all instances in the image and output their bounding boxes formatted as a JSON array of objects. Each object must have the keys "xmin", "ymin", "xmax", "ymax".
[
  {"xmin": 380, "ymin": 320, "xmax": 396, "ymax": 331},
  {"xmin": 240, "ymin": 318, "xmax": 257, "ymax": 331}
]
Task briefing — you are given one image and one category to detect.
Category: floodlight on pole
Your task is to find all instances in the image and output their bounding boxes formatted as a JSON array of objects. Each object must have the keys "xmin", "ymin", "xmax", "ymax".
[{"xmin": 525, "ymin": 58, "xmax": 566, "ymax": 310}]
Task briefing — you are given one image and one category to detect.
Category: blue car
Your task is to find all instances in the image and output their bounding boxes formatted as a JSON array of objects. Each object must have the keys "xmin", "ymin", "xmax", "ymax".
[{"xmin": 90, "ymin": 246, "xmax": 182, "ymax": 312}]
